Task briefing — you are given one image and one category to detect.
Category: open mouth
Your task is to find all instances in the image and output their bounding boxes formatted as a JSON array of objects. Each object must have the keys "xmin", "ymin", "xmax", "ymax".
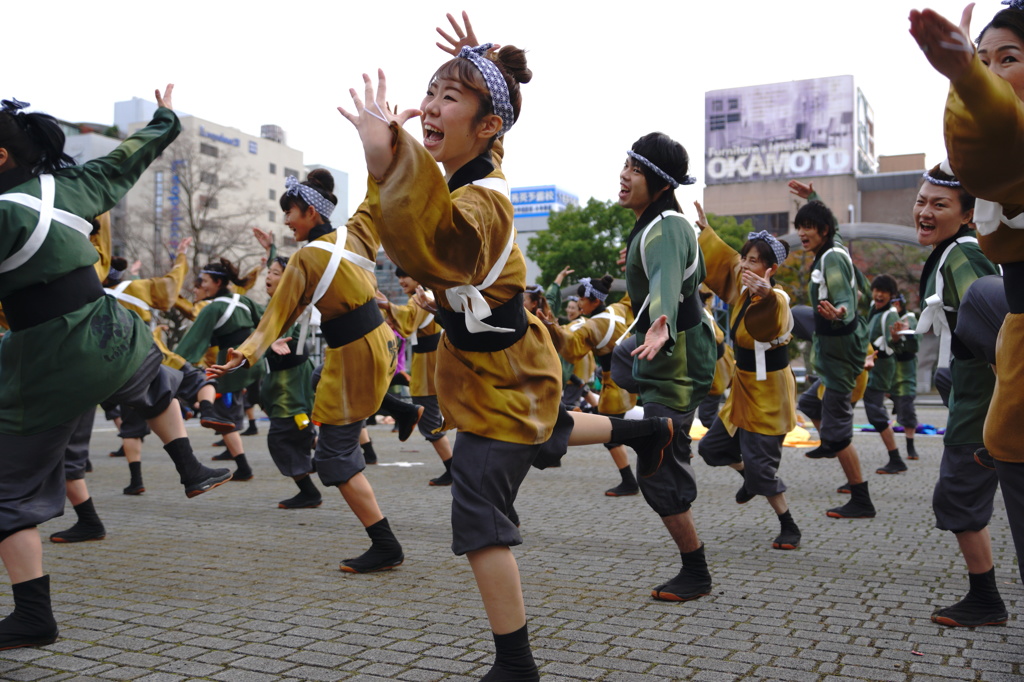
[{"xmin": 423, "ymin": 123, "xmax": 444, "ymax": 145}]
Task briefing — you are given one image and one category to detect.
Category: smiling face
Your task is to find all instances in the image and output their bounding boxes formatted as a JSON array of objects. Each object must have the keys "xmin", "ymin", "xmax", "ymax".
[
  {"xmin": 566, "ymin": 299, "xmax": 581, "ymax": 320},
  {"xmin": 913, "ymin": 183, "xmax": 972, "ymax": 248},
  {"xmin": 283, "ymin": 203, "xmax": 322, "ymax": 242},
  {"xmin": 795, "ymin": 223, "xmax": 826, "ymax": 254},
  {"xmin": 618, "ymin": 157, "xmax": 657, "ymax": 217},
  {"xmin": 397, "ymin": 275, "xmax": 419, "ymax": 296},
  {"xmin": 979, "ymin": 27, "xmax": 1024, "ymax": 101},
  {"xmin": 420, "ymin": 77, "xmax": 500, "ymax": 176},
  {"xmin": 738, "ymin": 241, "xmax": 778, "ymax": 280},
  {"xmin": 265, "ymin": 261, "xmax": 284, "ymax": 297},
  {"xmin": 871, "ymin": 288, "xmax": 892, "ymax": 310},
  {"xmin": 196, "ymin": 273, "xmax": 221, "ymax": 301}
]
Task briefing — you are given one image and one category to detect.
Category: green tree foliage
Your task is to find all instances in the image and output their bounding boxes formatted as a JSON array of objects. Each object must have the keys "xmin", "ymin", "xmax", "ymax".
[{"xmin": 526, "ymin": 198, "xmax": 634, "ymax": 286}]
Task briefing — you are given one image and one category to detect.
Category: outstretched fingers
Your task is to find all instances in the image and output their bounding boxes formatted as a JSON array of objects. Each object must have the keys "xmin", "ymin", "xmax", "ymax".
[{"xmin": 155, "ymin": 84, "xmax": 174, "ymax": 110}]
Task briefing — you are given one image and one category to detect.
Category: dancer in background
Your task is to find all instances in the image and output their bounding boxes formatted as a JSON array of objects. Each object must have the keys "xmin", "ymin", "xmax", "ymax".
[{"xmin": 862, "ymin": 274, "xmax": 907, "ymax": 475}]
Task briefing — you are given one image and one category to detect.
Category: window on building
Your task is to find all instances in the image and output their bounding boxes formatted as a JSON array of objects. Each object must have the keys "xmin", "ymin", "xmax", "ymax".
[
  {"xmin": 728, "ymin": 98, "xmax": 739, "ymax": 110},
  {"xmin": 726, "ymin": 113, "xmax": 740, "ymax": 123},
  {"xmin": 731, "ymin": 212, "xmax": 790, "ymax": 236},
  {"xmin": 199, "ymin": 143, "xmax": 218, "ymax": 157},
  {"xmin": 269, "ymin": 162, "xmax": 277, "ymax": 174},
  {"xmin": 269, "ymin": 211, "xmax": 276, "ymax": 222},
  {"xmin": 268, "ymin": 189, "xmax": 276, "ymax": 200},
  {"xmin": 200, "ymin": 171, "xmax": 217, "ymax": 185},
  {"xmin": 711, "ymin": 100, "xmax": 723, "ymax": 113},
  {"xmin": 709, "ymin": 114, "xmax": 726, "ymax": 131},
  {"xmin": 283, "ymin": 235, "xmax": 297, "ymax": 247},
  {"xmin": 284, "ymin": 167, "xmax": 299, "ymax": 179}
]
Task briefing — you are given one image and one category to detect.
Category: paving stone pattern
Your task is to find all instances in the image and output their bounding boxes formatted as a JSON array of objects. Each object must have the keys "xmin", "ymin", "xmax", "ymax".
[{"xmin": 0, "ymin": 406, "xmax": 1019, "ymax": 681}]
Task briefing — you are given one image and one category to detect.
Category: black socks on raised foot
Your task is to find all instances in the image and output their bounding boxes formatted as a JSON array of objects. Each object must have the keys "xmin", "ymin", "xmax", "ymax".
[
  {"xmin": 932, "ymin": 568, "xmax": 1008, "ymax": 627},
  {"xmin": 773, "ymin": 510, "xmax": 801, "ymax": 550},
  {"xmin": 613, "ymin": 416, "xmax": 674, "ymax": 478},
  {"xmin": 651, "ymin": 544, "xmax": 713, "ymax": 602},
  {"xmin": 480, "ymin": 624, "xmax": 539, "ymax": 681},
  {"xmin": 339, "ymin": 517, "xmax": 404, "ymax": 573},
  {"xmin": 49, "ymin": 498, "xmax": 105, "ymax": 543},
  {"xmin": 734, "ymin": 468, "xmax": 755, "ymax": 504},
  {"xmin": 0, "ymin": 575, "xmax": 58, "ymax": 651},
  {"xmin": 278, "ymin": 475, "xmax": 323, "ymax": 509},
  {"xmin": 164, "ymin": 437, "xmax": 231, "ymax": 498}
]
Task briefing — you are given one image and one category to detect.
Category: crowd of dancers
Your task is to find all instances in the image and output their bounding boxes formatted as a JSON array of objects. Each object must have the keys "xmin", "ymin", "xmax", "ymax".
[{"xmin": 1, "ymin": 4, "xmax": 1023, "ymax": 680}]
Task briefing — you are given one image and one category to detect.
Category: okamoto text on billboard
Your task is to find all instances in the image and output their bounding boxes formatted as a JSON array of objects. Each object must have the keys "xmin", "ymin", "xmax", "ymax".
[{"xmin": 705, "ymin": 76, "xmax": 855, "ymax": 185}]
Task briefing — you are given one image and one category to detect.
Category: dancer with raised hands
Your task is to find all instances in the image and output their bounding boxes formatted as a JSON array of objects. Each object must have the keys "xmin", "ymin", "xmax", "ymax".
[
  {"xmin": 693, "ymin": 200, "xmax": 802, "ymax": 551},
  {"xmin": 0, "ymin": 86, "xmax": 230, "ymax": 651},
  {"xmin": 337, "ymin": 13, "xmax": 672, "ymax": 680}
]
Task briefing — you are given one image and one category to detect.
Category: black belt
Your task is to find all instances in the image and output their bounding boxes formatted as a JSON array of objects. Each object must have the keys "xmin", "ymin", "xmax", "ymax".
[
  {"xmin": 894, "ymin": 352, "xmax": 916, "ymax": 362},
  {"xmin": 435, "ymin": 292, "xmax": 527, "ymax": 353},
  {"xmin": 266, "ymin": 352, "xmax": 308, "ymax": 372},
  {"xmin": 734, "ymin": 344, "xmax": 789, "ymax": 374},
  {"xmin": 814, "ymin": 313, "xmax": 859, "ymax": 337},
  {"xmin": 320, "ymin": 299, "xmax": 385, "ymax": 348},
  {"xmin": 1, "ymin": 266, "xmax": 104, "ymax": 332},
  {"xmin": 412, "ymin": 332, "xmax": 441, "ymax": 354},
  {"xmin": 214, "ymin": 327, "xmax": 252, "ymax": 349},
  {"xmin": 716, "ymin": 340, "xmax": 726, "ymax": 360},
  {"xmin": 596, "ymin": 351, "xmax": 613, "ymax": 372},
  {"xmin": 637, "ymin": 292, "xmax": 703, "ymax": 334}
]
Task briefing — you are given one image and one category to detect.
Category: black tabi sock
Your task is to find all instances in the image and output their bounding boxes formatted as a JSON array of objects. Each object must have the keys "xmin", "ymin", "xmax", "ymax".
[
  {"xmin": 163, "ymin": 437, "xmax": 202, "ymax": 483},
  {"xmin": 199, "ymin": 400, "xmax": 214, "ymax": 413},
  {"xmin": 888, "ymin": 448, "xmax": 901, "ymax": 462},
  {"xmin": 736, "ymin": 467, "xmax": 747, "ymax": 480},
  {"xmin": 128, "ymin": 461, "xmax": 143, "ymax": 486},
  {"xmin": 73, "ymin": 498, "xmax": 102, "ymax": 527},
  {"xmin": 248, "ymin": 419, "xmax": 257, "ymax": 429},
  {"xmin": 362, "ymin": 441, "xmax": 377, "ymax": 460},
  {"xmin": 481, "ymin": 623, "xmax": 538, "ymax": 682},
  {"xmin": 296, "ymin": 474, "xmax": 319, "ymax": 496},
  {"xmin": 341, "ymin": 517, "xmax": 403, "ymax": 572},
  {"xmin": 442, "ymin": 458, "xmax": 452, "ymax": 473},
  {"xmin": 381, "ymin": 392, "xmax": 417, "ymax": 415},
  {"xmin": 967, "ymin": 567, "xmax": 1004, "ymax": 605},
  {"xmin": 777, "ymin": 509, "xmax": 797, "ymax": 529},
  {"xmin": 0, "ymin": 575, "xmax": 58, "ymax": 644},
  {"xmin": 608, "ymin": 417, "xmax": 657, "ymax": 444},
  {"xmin": 619, "ymin": 465, "xmax": 637, "ymax": 486},
  {"xmin": 907, "ymin": 439, "xmax": 917, "ymax": 456},
  {"xmin": 233, "ymin": 453, "xmax": 249, "ymax": 468}
]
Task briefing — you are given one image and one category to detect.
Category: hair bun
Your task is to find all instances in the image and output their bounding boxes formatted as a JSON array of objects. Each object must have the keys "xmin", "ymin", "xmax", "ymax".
[
  {"xmin": 599, "ymin": 274, "xmax": 615, "ymax": 289},
  {"xmin": 306, "ymin": 168, "xmax": 334, "ymax": 193},
  {"xmin": 497, "ymin": 45, "xmax": 532, "ymax": 85}
]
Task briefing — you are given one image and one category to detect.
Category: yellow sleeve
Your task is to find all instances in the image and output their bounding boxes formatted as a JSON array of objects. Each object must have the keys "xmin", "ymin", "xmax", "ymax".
[
  {"xmin": 344, "ymin": 198, "xmax": 381, "ymax": 261},
  {"xmin": 556, "ymin": 319, "xmax": 603, "ymax": 364},
  {"xmin": 90, "ymin": 212, "xmax": 112, "ymax": 282},
  {"xmin": 369, "ymin": 126, "xmax": 519, "ymax": 304},
  {"xmin": 231, "ymin": 263, "xmax": 263, "ymax": 295},
  {"xmin": 946, "ymin": 54, "xmax": 1024, "ymax": 205},
  {"xmin": 124, "ymin": 251, "xmax": 189, "ymax": 313},
  {"xmin": 743, "ymin": 289, "xmax": 790, "ymax": 343},
  {"xmin": 152, "ymin": 327, "xmax": 187, "ymax": 370},
  {"xmin": 235, "ymin": 254, "xmax": 311, "ymax": 367},
  {"xmin": 386, "ymin": 301, "xmax": 420, "ymax": 338},
  {"xmin": 698, "ymin": 227, "xmax": 742, "ymax": 305}
]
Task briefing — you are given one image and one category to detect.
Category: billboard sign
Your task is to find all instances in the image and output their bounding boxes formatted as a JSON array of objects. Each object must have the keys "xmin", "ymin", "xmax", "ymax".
[
  {"xmin": 511, "ymin": 185, "xmax": 577, "ymax": 218},
  {"xmin": 705, "ymin": 76, "xmax": 856, "ymax": 185}
]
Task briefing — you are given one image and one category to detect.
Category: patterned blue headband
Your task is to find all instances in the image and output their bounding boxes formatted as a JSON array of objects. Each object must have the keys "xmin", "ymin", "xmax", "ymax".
[
  {"xmin": 578, "ymin": 277, "xmax": 608, "ymax": 302},
  {"xmin": 747, "ymin": 230, "xmax": 787, "ymax": 266},
  {"xmin": 626, "ymin": 150, "xmax": 696, "ymax": 189},
  {"xmin": 1003, "ymin": 0, "xmax": 1024, "ymax": 10},
  {"xmin": 284, "ymin": 175, "xmax": 336, "ymax": 219},
  {"xmin": 458, "ymin": 44, "xmax": 515, "ymax": 136}
]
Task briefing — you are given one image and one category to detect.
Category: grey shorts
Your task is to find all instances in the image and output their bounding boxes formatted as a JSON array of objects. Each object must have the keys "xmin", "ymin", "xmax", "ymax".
[
  {"xmin": 892, "ymin": 394, "xmax": 918, "ymax": 432},
  {"xmin": 638, "ymin": 402, "xmax": 698, "ymax": 517},
  {"xmin": 116, "ymin": 405, "xmax": 150, "ymax": 440},
  {"xmin": 798, "ymin": 380, "xmax": 854, "ymax": 450},
  {"xmin": 698, "ymin": 393, "xmax": 724, "ymax": 428},
  {"xmin": 933, "ymin": 443, "xmax": 999, "ymax": 533},
  {"xmin": 62, "ymin": 409, "xmax": 97, "ymax": 481},
  {"xmin": 610, "ymin": 335, "xmax": 640, "ymax": 394},
  {"xmin": 314, "ymin": 420, "xmax": 365, "ymax": 487},
  {"xmin": 0, "ymin": 420, "xmax": 78, "ymax": 536},
  {"xmin": 210, "ymin": 390, "xmax": 245, "ymax": 434},
  {"xmin": 994, "ymin": 459, "xmax": 1024, "ymax": 583},
  {"xmin": 177, "ymin": 363, "xmax": 214, "ymax": 405},
  {"xmin": 697, "ymin": 418, "xmax": 786, "ymax": 497},
  {"xmin": 412, "ymin": 395, "xmax": 445, "ymax": 442},
  {"xmin": 862, "ymin": 388, "xmax": 891, "ymax": 433},
  {"xmin": 267, "ymin": 417, "xmax": 315, "ymax": 478}
]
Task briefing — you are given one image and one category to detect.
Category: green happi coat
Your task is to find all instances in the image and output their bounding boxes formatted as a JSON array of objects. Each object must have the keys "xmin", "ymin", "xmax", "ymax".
[
  {"xmin": 0, "ymin": 108, "xmax": 180, "ymax": 435},
  {"xmin": 892, "ymin": 312, "xmax": 918, "ymax": 398},
  {"xmin": 866, "ymin": 303, "xmax": 899, "ymax": 393},
  {"xmin": 175, "ymin": 293, "xmax": 265, "ymax": 394},
  {"xmin": 624, "ymin": 211, "xmax": 715, "ymax": 413},
  {"xmin": 261, "ymin": 321, "xmax": 314, "ymax": 419},
  {"xmin": 920, "ymin": 227, "xmax": 998, "ymax": 446},
  {"xmin": 808, "ymin": 235, "xmax": 869, "ymax": 394}
]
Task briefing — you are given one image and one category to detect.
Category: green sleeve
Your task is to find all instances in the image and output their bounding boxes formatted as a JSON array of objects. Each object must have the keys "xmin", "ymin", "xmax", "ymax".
[
  {"xmin": 822, "ymin": 252, "xmax": 858, "ymax": 325},
  {"xmin": 645, "ymin": 222, "xmax": 686, "ymax": 354},
  {"xmin": 175, "ymin": 303, "xmax": 220, "ymax": 364},
  {"xmin": 55, "ymin": 108, "xmax": 181, "ymax": 219},
  {"xmin": 943, "ymin": 248, "xmax": 998, "ymax": 311},
  {"xmin": 545, "ymin": 282, "xmax": 562, "ymax": 314}
]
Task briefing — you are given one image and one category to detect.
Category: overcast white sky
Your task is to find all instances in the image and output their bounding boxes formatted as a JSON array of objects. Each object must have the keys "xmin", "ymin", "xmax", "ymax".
[{"xmin": 8, "ymin": 0, "xmax": 981, "ymax": 216}]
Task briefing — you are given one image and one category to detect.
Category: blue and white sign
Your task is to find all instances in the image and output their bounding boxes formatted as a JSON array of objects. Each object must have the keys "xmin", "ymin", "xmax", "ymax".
[{"xmin": 511, "ymin": 185, "xmax": 577, "ymax": 218}]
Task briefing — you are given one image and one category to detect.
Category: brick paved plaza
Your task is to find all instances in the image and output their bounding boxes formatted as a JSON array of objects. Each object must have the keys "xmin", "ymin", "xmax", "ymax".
[{"xmin": 1, "ymin": 405, "xmax": 1020, "ymax": 681}]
